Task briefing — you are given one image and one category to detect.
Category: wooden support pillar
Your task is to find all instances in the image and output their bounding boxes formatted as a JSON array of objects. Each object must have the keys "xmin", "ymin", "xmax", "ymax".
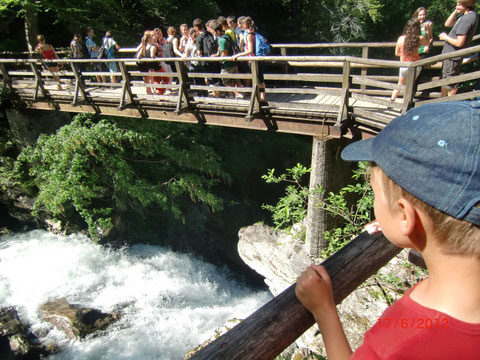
[
  {"xmin": 305, "ymin": 137, "xmax": 355, "ymax": 259},
  {"xmin": 305, "ymin": 137, "xmax": 329, "ymax": 259}
]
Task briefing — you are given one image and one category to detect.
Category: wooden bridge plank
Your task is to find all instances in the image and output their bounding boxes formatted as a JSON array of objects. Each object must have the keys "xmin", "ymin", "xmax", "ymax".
[{"xmin": 351, "ymin": 92, "xmax": 402, "ymax": 110}]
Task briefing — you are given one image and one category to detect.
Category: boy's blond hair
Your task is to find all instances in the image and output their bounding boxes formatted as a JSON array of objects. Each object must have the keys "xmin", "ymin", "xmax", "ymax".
[{"xmin": 371, "ymin": 164, "xmax": 480, "ymax": 257}]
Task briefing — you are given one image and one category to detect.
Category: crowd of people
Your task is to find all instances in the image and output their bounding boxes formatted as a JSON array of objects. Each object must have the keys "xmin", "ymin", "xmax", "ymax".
[
  {"xmin": 391, "ymin": 1, "xmax": 478, "ymax": 100},
  {"xmin": 35, "ymin": 15, "xmax": 266, "ymax": 99}
]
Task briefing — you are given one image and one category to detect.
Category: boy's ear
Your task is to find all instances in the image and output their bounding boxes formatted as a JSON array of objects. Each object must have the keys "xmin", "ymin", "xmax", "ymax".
[{"xmin": 397, "ymin": 198, "xmax": 417, "ymax": 236}]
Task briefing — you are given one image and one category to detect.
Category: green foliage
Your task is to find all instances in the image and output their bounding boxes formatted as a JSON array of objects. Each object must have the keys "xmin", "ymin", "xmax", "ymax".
[
  {"xmin": 14, "ymin": 114, "xmax": 228, "ymax": 239},
  {"xmin": 0, "ymin": 124, "xmax": 19, "ymax": 191},
  {"xmin": 262, "ymin": 162, "xmax": 374, "ymax": 254},
  {"xmin": 0, "ymin": 0, "xmax": 220, "ymax": 49},
  {"xmin": 319, "ymin": 162, "xmax": 374, "ymax": 257},
  {"xmin": 261, "ymin": 163, "xmax": 310, "ymax": 230}
]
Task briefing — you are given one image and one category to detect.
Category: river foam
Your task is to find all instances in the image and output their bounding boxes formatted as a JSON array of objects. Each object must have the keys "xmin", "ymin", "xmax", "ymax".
[{"xmin": 0, "ymin": 230, "xmax": 271, "ymax": 359}]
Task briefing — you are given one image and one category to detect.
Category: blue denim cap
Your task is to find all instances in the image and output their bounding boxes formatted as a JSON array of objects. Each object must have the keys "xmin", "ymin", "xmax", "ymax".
[{"xmin": 341, "ymin": 100, "xmax": 480, "ymax": 226}]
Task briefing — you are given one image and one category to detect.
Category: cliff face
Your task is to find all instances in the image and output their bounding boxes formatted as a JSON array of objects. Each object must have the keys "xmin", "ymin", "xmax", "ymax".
[
  {"xmin": 238, "ymin": 222, "xmax": 310, "ymax": 296},
  {"xmin": 237, "ymin": 223, "xmax": 427, "ymax": 358}
]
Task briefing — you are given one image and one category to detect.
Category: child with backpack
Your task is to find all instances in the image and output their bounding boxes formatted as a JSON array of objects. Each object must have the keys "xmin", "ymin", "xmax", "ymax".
[
  {"xmin": 101, "ymin": 31, "xmax": 120, "ymax": 84},
  {"xmin": 210, "ymin": 19, "xmax": 243, "ymax": 99},
  {"xmin": 232, "ymin": 17, "xmax": 268, "ymax": 101}
]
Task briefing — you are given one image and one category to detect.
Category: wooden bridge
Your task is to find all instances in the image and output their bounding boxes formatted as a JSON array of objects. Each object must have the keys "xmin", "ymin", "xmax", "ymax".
[
  {"xmin": 2, "ymin": 37, "xmax": 480, "ymax": 140},
  {"xmin": 1, "ymin": 39, "xmax": 480, "ymax": 359}
]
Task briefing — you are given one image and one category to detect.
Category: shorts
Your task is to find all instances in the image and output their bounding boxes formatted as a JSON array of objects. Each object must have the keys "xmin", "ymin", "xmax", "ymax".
[
  {"xmin": 91, "ymin": 62, "xmax": 103, "ymax": 72},
  {"xmin": 442, "ymin": 58, "xmax": 462, "ymax": 90},
  {"xmin": 399, "ymin": 66, "xmax": 421, "ymax": 78},
  {"xmin": 221, "ymin": 64, "xmax": 239, "ymax": 86},
  {"xmin": 107, "ymin": 61, "xmax": 118, "ymax": 73}
]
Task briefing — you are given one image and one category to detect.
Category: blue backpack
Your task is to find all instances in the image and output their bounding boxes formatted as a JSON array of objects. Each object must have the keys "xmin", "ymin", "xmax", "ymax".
[{"xmin": 254, "ymin": 32, "xmax": 272, "ymax": 56}]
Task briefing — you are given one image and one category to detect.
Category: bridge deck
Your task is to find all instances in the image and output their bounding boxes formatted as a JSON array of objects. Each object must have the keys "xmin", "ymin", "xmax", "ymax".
[{"xmin": 10, "ymin": 76, "xmax": 398, "ymax": 138}]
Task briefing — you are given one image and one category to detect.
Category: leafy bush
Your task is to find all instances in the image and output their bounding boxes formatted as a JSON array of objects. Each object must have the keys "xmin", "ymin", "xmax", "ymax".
[
  {"xmin": 14, "ymin": 114, "xmax": 229, "ymax": 239},
  {"xmin": 261, "ymin": 163, "xmax": 310, "ymax": 230},
  {"xmin": 262, "ymin": 162, "xmax": 374, "ymax": 255},
  {"xmin": 317, "ymin": 162, "xmax": 374, "ymax": 256}
]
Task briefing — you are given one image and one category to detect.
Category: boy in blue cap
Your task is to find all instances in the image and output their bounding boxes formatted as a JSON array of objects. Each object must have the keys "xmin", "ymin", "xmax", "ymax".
[{"xmin": 296, "ymin": 101, "xmax": 480, "ymax": 359}]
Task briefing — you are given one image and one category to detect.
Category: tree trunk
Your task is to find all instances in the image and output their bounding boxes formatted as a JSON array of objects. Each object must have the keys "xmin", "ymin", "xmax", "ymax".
[{"xmin": 23, "ymin": 0, "xmax": 39, "ymax": 53}]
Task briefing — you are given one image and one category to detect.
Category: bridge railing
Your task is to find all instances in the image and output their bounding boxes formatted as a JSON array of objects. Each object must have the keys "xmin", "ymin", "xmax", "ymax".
[{"xmin": 1, "ymin": 39, "xmax": 480, "ymax": 136}]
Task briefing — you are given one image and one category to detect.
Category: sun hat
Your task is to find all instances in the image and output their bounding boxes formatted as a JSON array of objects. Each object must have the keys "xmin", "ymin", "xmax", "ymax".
[{"xmin": 341, "ymin": 100, "xmax": 480, "ymax": 225}]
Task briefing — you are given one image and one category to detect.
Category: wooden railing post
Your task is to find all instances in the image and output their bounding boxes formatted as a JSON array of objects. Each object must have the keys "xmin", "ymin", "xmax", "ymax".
[
  {"xmin": 0, "ymin": 63, "xmax": 14, "ymax": 93},
  {"xmin": 118, "ymin": 60, "xmax": 135, "ymax": 109},
  {"xmin": 174, "ymin": 59, "xmax": 193, "ymax": 114},
  {"xmin": 29, "ymin": 61, "xmax": 48, "ymax": 100},
  {"xmin": 189, "ymin": 231, "xmax": 401, "ymax": 360},
  {"xmin": 360, "ymin": 46, "xmax": 369, "ymax": 91},
  {"xmin": 281, "ymin": 47, "xmax": 289, "ymax": 85},
  {"xmin": 70, "ymin": 60, "xmax": 89, "ymax": 106},
  {"xmin": 335, "ymin": 60, "xmax": 351, "ymax": 130},
  {"xmin": 246, "ymin": 60, "xmax": 263, "ymax": 122},
  {"xmin": 402, "ymin": 66, "xmax": 416, "ymax": 113}
]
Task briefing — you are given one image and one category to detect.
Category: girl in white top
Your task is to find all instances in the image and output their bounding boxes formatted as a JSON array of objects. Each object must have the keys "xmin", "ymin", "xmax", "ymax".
[
  {"xmin": 183, "ymin": 28, "xmax": 199, "ymax": 70},
  {"xmin": 179, "ymin": 24, "xmax": 189, "ymax": 54}
]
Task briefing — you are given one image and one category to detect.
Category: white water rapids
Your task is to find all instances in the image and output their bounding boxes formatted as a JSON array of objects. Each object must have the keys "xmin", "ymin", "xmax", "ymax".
[{"xmin": 0, "ymin": 230, "xmax": 272, "ymax": 359}]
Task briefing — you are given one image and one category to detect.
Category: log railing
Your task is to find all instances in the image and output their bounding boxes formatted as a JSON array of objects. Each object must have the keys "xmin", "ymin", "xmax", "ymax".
[{"xmin": 188, "ymin": 231, "xmax": 401, "ymax": 360}]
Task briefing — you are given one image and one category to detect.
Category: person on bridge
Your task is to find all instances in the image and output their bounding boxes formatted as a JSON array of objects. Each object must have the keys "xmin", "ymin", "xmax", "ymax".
[
  {"xmin": 85, "ymin": 27, "xmax": 106, "ymax": 83},
  {"xmin": 296, "ymin": 100, "xmax": 480, "ymax": 359},
  {"xmin": 439, "ymin": 0, "xmax": 478, "ymax": 97},
  {"xmin": 391, "ymin": 18, "xmax": 428, "ymax": 102},
  {"xmin": 35, "ymin": 35, "xmax": 62, "ymax": 90},
  {"xmin": 192, "ymin": 18, "xmax": 211, "ymax": 97},
  {"xmin": 210, "ymin": 19, "xmax": 243, "ymax": 99},
  {"xmin": 232, "ymin": 17, "xmax": 267, "ymax": 102},
  {"xmin": 137, "ymin": 33, "xmax": 162, "ymax": 95},
  {"xmin": 179, "ymin": 24, "xmax": 189, "ymax": 54},
  {"xmin": 413, "ymin": 7, "xmax": 433, "ymax": 59},
  {"xmin": 101, "ymin": 31, "xmax": 120, "ymax": 84}
]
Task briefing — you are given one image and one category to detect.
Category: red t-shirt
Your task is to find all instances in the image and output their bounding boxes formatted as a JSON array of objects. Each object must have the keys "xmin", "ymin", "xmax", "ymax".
[{"xmin": 352, "ymin": 284, "xmax": 480, "ymax": 359}]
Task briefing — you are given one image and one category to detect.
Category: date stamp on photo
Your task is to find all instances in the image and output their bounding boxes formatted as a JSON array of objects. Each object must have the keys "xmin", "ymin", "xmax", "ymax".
[{"xmin": 377, "ymin": 318, "xmax": 448, "ymax": 329}]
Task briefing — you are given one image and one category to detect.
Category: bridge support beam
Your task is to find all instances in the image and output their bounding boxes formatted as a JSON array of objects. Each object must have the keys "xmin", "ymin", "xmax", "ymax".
[{"xmin": 305, "ymin": 137, "xmax": 354, "ymax": 259}]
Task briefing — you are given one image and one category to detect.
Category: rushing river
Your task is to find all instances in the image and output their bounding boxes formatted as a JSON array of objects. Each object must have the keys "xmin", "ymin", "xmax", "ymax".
[{"xmin": 0, "ymin": 230, "xmax": 272, "ymax": 359}]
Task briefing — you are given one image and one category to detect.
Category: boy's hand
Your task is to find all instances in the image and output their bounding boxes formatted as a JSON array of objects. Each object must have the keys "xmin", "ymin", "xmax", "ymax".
[{"xmin": 295, "ymin": 265, "xmax": 335, "ymax": 317}]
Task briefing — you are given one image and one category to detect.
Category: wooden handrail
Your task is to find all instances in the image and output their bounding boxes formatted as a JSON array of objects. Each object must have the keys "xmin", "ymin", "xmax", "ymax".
[
  {"xmin": 188, "ymin": 231, "xmax": 401, "ymax": 360},
  {"xmin": 3, "ymin": 33, "xmax": 479, "ymax": 58}
]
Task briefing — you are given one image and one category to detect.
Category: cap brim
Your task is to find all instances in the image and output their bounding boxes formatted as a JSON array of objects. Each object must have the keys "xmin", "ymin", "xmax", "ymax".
[{"xmin": 341, "ymin": 138, "xmax": 376, "ymax": 162}]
